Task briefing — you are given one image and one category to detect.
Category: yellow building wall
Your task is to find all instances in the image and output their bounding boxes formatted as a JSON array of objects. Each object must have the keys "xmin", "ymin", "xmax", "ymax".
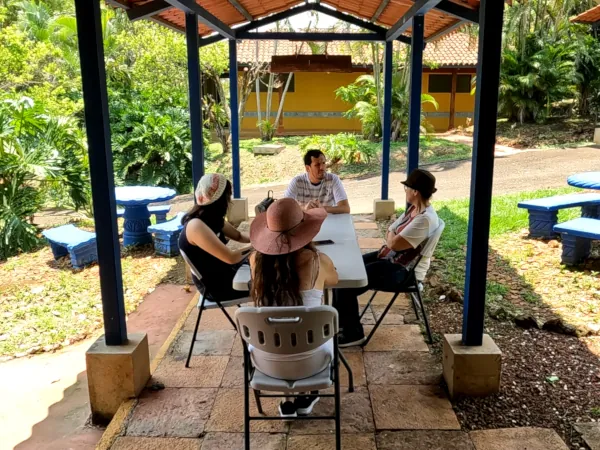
[
  {"xmin": 240, "ymin": 71, "xmax": 475, "ymax": 134},
  {"xmin": 241, "ymin": 72, "xmax": 362, "ymax": 133}
]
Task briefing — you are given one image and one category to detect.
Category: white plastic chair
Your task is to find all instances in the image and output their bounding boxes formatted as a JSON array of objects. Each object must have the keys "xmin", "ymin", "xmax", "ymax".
[
  {"xmin": 180, "ymin": 249, "xmax": 251, "ymax": 368},
  {"xmin": 235, "ymin": 305, "xmax": 342, "ymax": 450},
  {"xmin": 360, "ymin": 219, "xmax": 445, "ymax": 345}
]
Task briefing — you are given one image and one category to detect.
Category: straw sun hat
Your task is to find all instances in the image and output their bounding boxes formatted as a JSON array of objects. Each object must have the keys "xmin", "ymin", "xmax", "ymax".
[{"xmin": 250, "ymin": 198, "xmax": 326, "ymax": 255}]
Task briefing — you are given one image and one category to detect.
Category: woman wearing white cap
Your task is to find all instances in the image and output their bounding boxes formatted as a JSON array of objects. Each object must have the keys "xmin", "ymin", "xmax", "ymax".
[{"xmin": 179, "ymin": 173, "xmax": 251, "ymax": 300}]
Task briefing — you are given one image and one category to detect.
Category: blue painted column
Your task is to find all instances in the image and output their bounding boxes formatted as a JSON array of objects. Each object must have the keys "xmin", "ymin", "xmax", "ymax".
[
  {"xmin": 74, "ymin": 0, "xmax": 127, "ymax": 345},
  {"xmin": 462, "ymin": 0, "xmax": 506, "ymax": 346},
  {"xmin": 229, "ymin": 39, "xmax": 241, "ymax": 198},
  {"xmin": 381, "ymin": 41, "xmax": 393, "ymax": 200},
  {"xmin": 407, "ymin": 15, "xmax": 424, "ymax": 175},
  {"xmin": 185, "ymin": 12, "xmax": 204, "ymax": 192}
]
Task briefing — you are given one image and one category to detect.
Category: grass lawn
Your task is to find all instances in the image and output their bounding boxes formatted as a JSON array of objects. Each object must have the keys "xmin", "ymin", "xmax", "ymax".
[
  {"xmin": 419, "ymin": 187, "xmax": 600, "ymax": 333},
  {"xmin": 0, "ymin": 240, "xmax": 187, "ymax": 359},
  {"xmin": 206, "ymin": 135, "xmax": 471, "ymax": 186}
]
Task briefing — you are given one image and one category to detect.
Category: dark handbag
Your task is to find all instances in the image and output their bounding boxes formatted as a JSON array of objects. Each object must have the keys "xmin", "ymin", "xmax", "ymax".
[{"xmin": 254, "ymin": 190, "xmax": 275, "ymax": 215}]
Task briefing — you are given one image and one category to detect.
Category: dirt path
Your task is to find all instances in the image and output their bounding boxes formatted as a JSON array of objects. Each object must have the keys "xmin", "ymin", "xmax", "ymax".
[{"xmin": 178, "ymin": 145, "xmax": 599, "ymax": 215}]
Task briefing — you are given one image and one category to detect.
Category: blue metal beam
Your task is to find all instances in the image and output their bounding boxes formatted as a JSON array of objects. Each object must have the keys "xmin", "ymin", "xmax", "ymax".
[
  {"xmin": 435, "ymin": 0, "xmax": 479, "ymax": 24},
  {"xmin": 381, "ymin": 41, "xmax": 393, "ymax": 201},
  {"xmin": 127, "ymin": 0, "xmax": 172, "ymax": 21},
  {"xmin": 462, "ymin": 0, "xmax": 505, "ymax": 346},
  {"xmin": 371, "ymin": 0, "xmax": 390, "ymax": 22},
  {"xmin": 236, "ymin": 31, "xmax": 384, "ymax": 41},
  {"xmin": 227, "ymin": 0, "xmax": 253, "ymax": 22},
  {"xmin": 229, "ymin": 40, "xmax": 241, "ymax": 198},
  {"xmin": 199, "ymin": 3, "xmax": 314, "ymax": 47},
  {"xmin": 165, "ymin": 0, "xmax": 236, "ymax": 39},
  {"xmin": 74, "ymin": 0, "xmax": 127, "ymax": 345},
  {"xmin": 407, "ymin": 15, "xmax": 424, "ymax": 175},
  {"xmin": 425, "ymin": 20, "xmax": 464, "ymax": 43},
  {"xmin": 386, "ymin": 0, "xmax": 442, "ymax": 41},
  {"xmin": 186, "ymin": 13, "xmax": 204, "ymax": 192}
]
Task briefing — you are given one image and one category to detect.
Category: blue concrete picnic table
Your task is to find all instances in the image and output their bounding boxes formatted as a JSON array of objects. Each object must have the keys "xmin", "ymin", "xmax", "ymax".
[
  {"xmin": 115, "ymin": 186, "xmax": 176, "ymax": 246},
  {"xmin": 568, "ymin": 172, "xmax": 600, "ymax": 190}
]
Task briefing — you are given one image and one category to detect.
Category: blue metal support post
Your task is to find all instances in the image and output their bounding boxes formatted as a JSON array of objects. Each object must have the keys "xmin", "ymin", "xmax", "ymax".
[
  {"xmin": 407, "ymin": 15, "xmax": 424, "ymax": 175},
  {"xmin": 381, "ymin": 41, "xmax": 393, "ymax": 200},
  {"xmin": 185, "ymin": 12, "xmax": 204, "ymax": 190},
  {"xmin": 74, "ymin": 0, "xmax": 127, "ymax": 345},
  {"xmin": 229, "ymin": 39, "xmax": 241, "ymax": 198},
  {"xmin": 462, "ymin": 0, "xmax": 505, "ymax": 346}
]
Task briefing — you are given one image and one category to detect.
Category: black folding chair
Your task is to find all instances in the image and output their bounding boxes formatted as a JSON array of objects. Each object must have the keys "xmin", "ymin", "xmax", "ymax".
[
  {"xmin": 236, "ymin": 306, "xmax": 342, "ymax": 450},
  {"xmin": 360, "ymin": 219, "xmax": 445, "ymax": 346},
  {"xmin": 180, "ymin": 249, "xmax": 250, "ymax": 368}
]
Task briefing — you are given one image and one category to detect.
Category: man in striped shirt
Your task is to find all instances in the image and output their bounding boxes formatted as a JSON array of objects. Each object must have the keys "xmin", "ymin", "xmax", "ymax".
[{"xmin": 284, "ymin": 150, "xmax": 351, "ymax": 214}]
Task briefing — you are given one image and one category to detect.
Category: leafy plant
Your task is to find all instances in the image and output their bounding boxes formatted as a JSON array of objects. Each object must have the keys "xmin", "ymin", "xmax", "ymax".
[
  {"xmin": 257, "ymin": 119, "xmax": 276, "ymax": 142},
  {"xmin": 0, "ymin": 96, "xmax": 89, "ymax": 259},
  {"xmin": 299, "ymin": 133, "xmax": 377, "ymax": 168}
]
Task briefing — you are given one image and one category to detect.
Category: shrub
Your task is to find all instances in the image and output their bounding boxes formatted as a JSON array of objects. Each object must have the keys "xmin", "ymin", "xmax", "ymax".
[{"xmin": 299, "ymin": 133, "xmax": 377, "ymax": 168}]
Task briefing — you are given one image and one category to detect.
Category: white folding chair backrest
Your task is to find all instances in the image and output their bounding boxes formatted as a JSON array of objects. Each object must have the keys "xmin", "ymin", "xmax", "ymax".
[
  {"xmin": 180, "ymin": 248, "xmax": 203, "ymax": 282},
  {"xmin": 235, "ymin": 306, "xmax": 338, "ymax": 355},
  {"xmin": 414, "ymin": 218, "xmax": 445, "ymax": 282}
]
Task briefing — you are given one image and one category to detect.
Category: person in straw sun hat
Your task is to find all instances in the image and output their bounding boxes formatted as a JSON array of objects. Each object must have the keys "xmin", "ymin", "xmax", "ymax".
[
  {"xmin": 179, "ymin": 173, "xmax": 252, "ymax": 301},
  {"xmin": 248, "ymin": 198, "xmax": 339, "ymax": 418}
]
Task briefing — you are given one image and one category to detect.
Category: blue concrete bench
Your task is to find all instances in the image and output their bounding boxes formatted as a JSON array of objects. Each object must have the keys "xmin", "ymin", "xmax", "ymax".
[
  {"xmin": 518, "ymin": 193, "xmax": 600, "ymax": 238},
  {"xmin": 42, "ymin": 224, "xmax": 97, "ymax": 269},
  {"xmin": 117, "ymin": 205, "xmax": 171, "ymax": 223},
  {"xmin": 148, "ymin": 212, "xmax": 185, "ymax": 257},
  {"xmin": 554, "ymin": 218, "xmax": 600, "ymax": 265}
]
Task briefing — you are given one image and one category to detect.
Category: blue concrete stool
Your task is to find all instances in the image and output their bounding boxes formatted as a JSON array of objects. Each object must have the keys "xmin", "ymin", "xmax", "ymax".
[
  {"xmin": 518, "ymin": 193, "xmax": 600, "ymax": 238},
  {"xmin": 42, "ymin": 224, "xmax": 97, "ymax": 269},
  {"xmin": 117, "ymin": 205, "xmax": 171, "ymax": 224},
  {"xmin": 554, "ymin": 218, "xmax": 600, "ymax": 265},
  {"xmin": 148, "ymin": 212, "xmax": 185, "ymax": 257}
]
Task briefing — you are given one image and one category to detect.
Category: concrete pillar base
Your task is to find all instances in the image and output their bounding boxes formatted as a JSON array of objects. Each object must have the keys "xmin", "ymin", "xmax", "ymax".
[
  {"xmin": 374, "ymin": 199, "xmax": 396, "ymax": 220},
  {"xmin": 86, "ymin": 333, "xmax": 150, "ymax": 425},
  {"xmin": 228, "ymin": 197, "xmax": 249, "ymax": 226},
  {"xmin": 594, "ymin": 127, "xmax": 600, "ymax": 145},
  {"xmin": 443, "ymin": 333, "xmax": 502, "ymax": 398}
]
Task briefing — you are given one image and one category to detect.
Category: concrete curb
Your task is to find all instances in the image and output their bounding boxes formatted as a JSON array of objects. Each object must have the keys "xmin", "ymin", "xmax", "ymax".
[{"xmin": 95, "ymin": 291, "xmax": 200, "ymax": 450}]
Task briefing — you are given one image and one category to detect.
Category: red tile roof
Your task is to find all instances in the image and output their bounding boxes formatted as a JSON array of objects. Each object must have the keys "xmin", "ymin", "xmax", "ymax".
[
  {"xmin": 237, "ymin": 30, "xmax": 479, "ymax": 68},
  {"xmin": 571, "ymin": 5, "xmax": 600, "ymax": 24},
  {"xmin": 108, "ymin": 0, "xmax": 482, "ymax": 40}
]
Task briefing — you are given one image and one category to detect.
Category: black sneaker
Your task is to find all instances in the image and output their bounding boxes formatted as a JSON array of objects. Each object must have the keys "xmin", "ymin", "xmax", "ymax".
[
  {"xmin": 338, "ymin": 329, "xmax": 366, "ymax": 347},
  {"xmin": 278, "ymin": 401, "xmax": 297, "ymax": 418},
  {"xmin": 294, "ymin": 392, "xmax": 320, "ymax": 415}
]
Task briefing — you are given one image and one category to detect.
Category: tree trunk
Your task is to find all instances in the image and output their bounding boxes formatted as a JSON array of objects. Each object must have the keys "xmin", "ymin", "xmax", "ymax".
[{"xmin": 273, "ymin": 73, "xmax": 293, "ymax": 134}]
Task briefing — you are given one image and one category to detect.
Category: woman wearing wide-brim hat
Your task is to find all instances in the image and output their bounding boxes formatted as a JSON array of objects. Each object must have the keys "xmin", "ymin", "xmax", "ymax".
[
  {"xmin": 249, "ymin": 197, "xmax": 339, "ymax": 418},
  {"xmin": 333, "ymin": 168, "xmax": 441, "ymax": 347},
  {"xmin": 179, "ymin": 173, "xmax": 252, "ymax": 300}
]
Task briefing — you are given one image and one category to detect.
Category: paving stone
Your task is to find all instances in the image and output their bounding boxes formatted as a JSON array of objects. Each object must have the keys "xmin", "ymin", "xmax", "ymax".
[
  {"xmin": 220, "ymin": 357, "xmax": 244, "ymax": 388},
  {"xmin": 204, "ymin": 388, "xmax": 289, "ymax": 433},
  {"xmin": 289, "ymin": 387, "xmax": 374, "ymax": 435},
  {"xmin": 354, "ymin": 222, "xmax": 378, "ymax": 230},
  {"xmin": 111, "ymin": 437, "xmax": 202, "ymax": 450},
  {"xmin": 372, "ymin": 304, "xmax": 406, "ymax": 325},
  {"xmin": 127, "ymin": 388, "xmax": 217, "ymax": 438},
  {"xmin": 150, "ymin": 355, "xmax": 229, "ymax": 388},
  {"xmin": 172, "ymin": 330, "xmax": 236, "ymax": 357},
  {"xmin": 200, "ymin": 432, "xmax": 286, "ymax": 450},
  {"xmin": 358, "ymin": 237, "xmax": 384, "ymax": 250},
  {"xmin": 231, "ymin": 334, "xmax": 244, "ymax": 357},
  {"xmin": 376, "ymin": 431, "xmax": 475, "ymax": 449},
  {"xmin": 355, "ymin": 229, "xmax": 383, "ymax": 238},
  {"xmin": 574, "ymin": 423, "xmax": 600, "ymax": 450},
  {"xmin": 359, "ymin": 291, "xmax": 411, "ymax": 308},
  {"xmin": 183, "ymin": 307, "xmax": 238, "ymax": 332},
  {"xmin": 286, "ymin": 433, "xmax": 376, "ymax": 450},
  {"xmin": 363, "ymin": 325, "xmax": 429, "ymax": 352},
  {"xmin": 361, "ymin": 309, "xmax": 376, "ymax": 325},
  {"xmin": 469, "ymin": 428, "xmax": 569, "ymax": 450},
  {"xmin": 370, "ymin": 385, "xmax": 460, "ymax": 430},
  {"xmin": 339, "ymin": 351, "xmax": 366, "ymax": 387},
  {"xmin": 364, "ymin": 351, "xmax": 442, "ymax": 385}
]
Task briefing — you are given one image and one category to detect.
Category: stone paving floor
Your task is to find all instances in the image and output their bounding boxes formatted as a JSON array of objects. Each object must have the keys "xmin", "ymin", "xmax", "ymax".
[{"xmin": 106, "ymin": 218, "xmax": 570, "ymax": 450}]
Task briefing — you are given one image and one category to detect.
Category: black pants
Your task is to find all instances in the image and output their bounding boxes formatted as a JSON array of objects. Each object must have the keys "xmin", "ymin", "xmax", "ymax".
[{"xmin": 333, "ymin": 251, "xmax": 410, "ymax": 332}]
